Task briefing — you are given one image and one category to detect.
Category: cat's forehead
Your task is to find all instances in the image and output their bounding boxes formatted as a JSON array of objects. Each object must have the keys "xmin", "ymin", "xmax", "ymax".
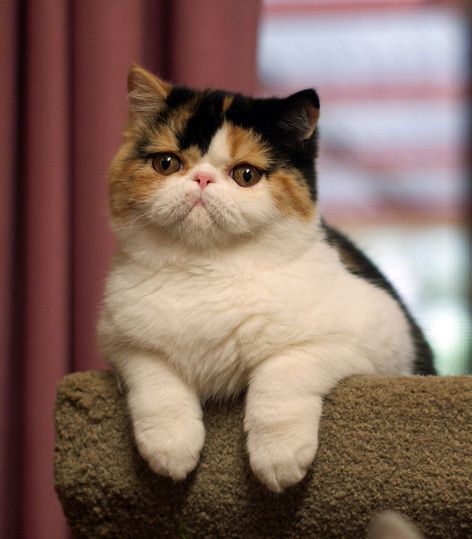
[
  {"xmin": 129, "ymin": 85, "xmax": 317, "ymax": 204},
  {"xmin": 163, "ymin": 87, "xmax": 249, "ymax": 155},
  {"xmin": 176, "ymin": 91, "xmax": 229, "ymax": 154},
  {"xmin": 139, "ymin": 87, "xmax": 273, "ymax": 168}
]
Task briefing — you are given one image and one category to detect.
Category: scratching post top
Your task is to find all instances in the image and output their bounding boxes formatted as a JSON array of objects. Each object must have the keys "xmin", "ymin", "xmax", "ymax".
[{"xmin": 55, "ymin": 372, "xmax": 472, "ymax": 538}]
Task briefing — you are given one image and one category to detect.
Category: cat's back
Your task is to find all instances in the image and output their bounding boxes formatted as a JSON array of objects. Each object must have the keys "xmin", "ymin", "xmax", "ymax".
[{"xmin": 321, "ymin": 221, "xmax": 435, "ymax": 375}]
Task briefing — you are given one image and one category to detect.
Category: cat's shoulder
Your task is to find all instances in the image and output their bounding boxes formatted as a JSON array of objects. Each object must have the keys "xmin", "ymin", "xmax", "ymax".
[{"xmin": 320, "ymin": 220, "xmax": 401, "ymax": 300}]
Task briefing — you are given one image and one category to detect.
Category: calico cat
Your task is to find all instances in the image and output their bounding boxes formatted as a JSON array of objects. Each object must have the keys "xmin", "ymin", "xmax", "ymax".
[{"xmin": 98, "ymin": 66, "xmax": 435, "ymax": 493}]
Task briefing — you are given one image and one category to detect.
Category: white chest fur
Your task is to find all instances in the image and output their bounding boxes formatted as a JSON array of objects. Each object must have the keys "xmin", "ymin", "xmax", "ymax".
[{"xmin": 100, "ymin": 228, "xmax": 414, "ymax": 399}]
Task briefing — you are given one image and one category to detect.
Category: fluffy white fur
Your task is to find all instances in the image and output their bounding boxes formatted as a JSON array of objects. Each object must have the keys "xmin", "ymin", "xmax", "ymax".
[{"xmin": 99, "ymin": 126, "xmax": 414, "ymax": 492}]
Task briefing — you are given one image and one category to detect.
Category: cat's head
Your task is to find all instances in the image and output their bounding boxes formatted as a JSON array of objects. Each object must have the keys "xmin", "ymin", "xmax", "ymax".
[{"xmin": 108, "ymin": 65, "xmax": 320, "ymax": 248}]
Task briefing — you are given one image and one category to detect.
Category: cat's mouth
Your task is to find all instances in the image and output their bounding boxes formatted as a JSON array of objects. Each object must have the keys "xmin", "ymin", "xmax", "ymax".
[
  {"xmin": 188, "ymin": 191, "xmax": 214, "ymax": 213},
  {"xmin": 188, "ymin": 201, "xmax": 213, "ymax": 222},
  {"xmin": 182, "ymin": 193, "xmax": 214, "ymax": 221}
]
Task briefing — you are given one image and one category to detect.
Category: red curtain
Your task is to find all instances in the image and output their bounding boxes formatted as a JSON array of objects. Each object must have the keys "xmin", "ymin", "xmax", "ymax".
[{"xmin": 0, "ymin": 1, "xmax": 261, "ymax": 537}]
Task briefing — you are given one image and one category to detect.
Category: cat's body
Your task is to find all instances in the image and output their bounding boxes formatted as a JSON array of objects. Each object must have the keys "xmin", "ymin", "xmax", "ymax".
[{"xmin": 99, "ymin": 66, "xmax": 434, "ymax": 493}]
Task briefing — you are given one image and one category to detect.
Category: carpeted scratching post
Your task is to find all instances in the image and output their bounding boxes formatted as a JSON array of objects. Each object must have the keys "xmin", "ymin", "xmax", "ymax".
[{"xmin": 54, "ymin": 371, "xmax": 472, "ymax": 538}]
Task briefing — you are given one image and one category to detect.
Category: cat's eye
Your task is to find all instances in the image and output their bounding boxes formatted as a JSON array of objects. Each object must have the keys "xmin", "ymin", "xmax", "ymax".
[
  {"xmin": 152, "ymin": 153, "xmax": 182, "ymax": 175},
  {"xmin": 231, "ymin": 164, "xmax": 262, "ymax": 187}
]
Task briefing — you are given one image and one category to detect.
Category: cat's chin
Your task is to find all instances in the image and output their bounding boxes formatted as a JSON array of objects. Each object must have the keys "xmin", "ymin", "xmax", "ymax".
[
  {"xmin": 131, "ymin": 199, "xmax": 266, "ymax": 249},
  {"xmin": 160, "ymin": 206, "xmax": 230, "ymax": 248},
  {"xmin": 183, "ymin": 215, "xmax": 236, "ymax": 248},
  {"xmin": 187, "ymin": 204, "xmax": 213, "ymax": 223}
]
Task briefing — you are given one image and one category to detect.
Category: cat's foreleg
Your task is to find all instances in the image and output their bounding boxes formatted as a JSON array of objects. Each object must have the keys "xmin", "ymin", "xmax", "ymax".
[
  {"xmin": 116, "ymin": 350, "xmax": 205, "ymax": 480},
  {"xmin": 245, "ymin": 344, "xmax": 370, "ymax": 492}
]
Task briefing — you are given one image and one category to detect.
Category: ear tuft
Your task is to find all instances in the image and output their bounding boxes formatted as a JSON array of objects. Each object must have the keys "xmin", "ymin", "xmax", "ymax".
[
  {"xmin": 279, "ymin": 89, "xmax": 320, "ymax": 141},
  {"xmin": 127, "ymin": 65, "xmax": 172, "ymax": 115}
]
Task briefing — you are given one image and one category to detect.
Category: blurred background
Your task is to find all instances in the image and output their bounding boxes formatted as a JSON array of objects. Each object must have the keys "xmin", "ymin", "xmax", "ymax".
[
  {"xmin": 1, "ymin": 0, "xmax": 470, "ymax": 537},
  {"xmin": 258, "ymin": 0, "xmax": 471, "ymax": 377}
]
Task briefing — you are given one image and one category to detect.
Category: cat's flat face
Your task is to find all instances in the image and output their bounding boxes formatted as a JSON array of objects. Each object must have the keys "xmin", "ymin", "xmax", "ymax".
[{"xmin": 109, "ymin": 66, "xmax": 320, "ymax": 247}]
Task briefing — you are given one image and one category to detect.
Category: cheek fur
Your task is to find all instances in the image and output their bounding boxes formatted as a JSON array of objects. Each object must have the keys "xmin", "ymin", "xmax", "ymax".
[
  {"xmin": 108, "ymin": 144, "xmax": 138, "ymax": 219},
  {"xmin": 109, "ymin": 151, "xmax": 188, "ymax": 220},
  {"xmin": 149, "ymin": 180, "xmax": 197, "ymax": 227},
  {"xmin": 267, "ymin": 169, "xmax": 315, "ymax": 221},
  {"xmin": 109, "ymin": 158, "xmax": 161, "ymax": 215},
  {"xmin": 207, "ymin": 180, "xmax": 279, "ymax": 233}
]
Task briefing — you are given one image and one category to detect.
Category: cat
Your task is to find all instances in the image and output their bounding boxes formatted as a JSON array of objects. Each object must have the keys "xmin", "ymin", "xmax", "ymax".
[{"xmin": 98, "ymin": 65, "xmax": 435, "ymax": 493}]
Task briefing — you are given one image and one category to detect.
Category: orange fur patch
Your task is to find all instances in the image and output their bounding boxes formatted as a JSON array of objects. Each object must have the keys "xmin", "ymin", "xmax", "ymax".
[
  {"xmin": 268, "ymin": 169, "xmax": 314, "ymax": 220},
  {"xmin": 181, "ymin": 145, "xmax": 202, "ymax": 167},
  {"xmin": 108, "ymin": 143, "xmax": 136, "ymax": 218},
  {"xmin": 142, "ymin": 104, "xmax": 196, "ymax": 153},
  {"xmin": 227, "ymin": 124, "xmax": 273, "ymax": 170},
  {"xmin": 222, "ymin": 95, "xmax": 234, "ymax": 113},
  {"xmin": 108, "ymin": 146, "xmax": 163, "ymax": 218}
]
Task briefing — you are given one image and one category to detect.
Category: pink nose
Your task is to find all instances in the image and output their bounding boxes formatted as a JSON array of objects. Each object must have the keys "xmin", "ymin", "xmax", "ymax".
[{"xmin": 193, "ymin": 172, "xmax": 215, "ymax": 189}]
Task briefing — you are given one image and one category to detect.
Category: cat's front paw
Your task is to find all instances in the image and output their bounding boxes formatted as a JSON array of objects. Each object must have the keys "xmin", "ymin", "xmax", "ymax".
[
  {"xmin": 133, "ymin": 417, "xmax": 205, "ymax": 481},
  {"xmin": 246, "ymin": 422, "xmax": 318, "ymax": 493}
]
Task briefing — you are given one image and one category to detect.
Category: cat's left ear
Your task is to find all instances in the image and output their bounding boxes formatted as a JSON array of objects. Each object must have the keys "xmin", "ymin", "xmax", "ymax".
[
  {"xmin": 279, "ymin": 89, "xmax": 320, "ymax": 141},
  {"xmin": 127, "ymin": 65, "xmax": 172, "ymax": 116}
]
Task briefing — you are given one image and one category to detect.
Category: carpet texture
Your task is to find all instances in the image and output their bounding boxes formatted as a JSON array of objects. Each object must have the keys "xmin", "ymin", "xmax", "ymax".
[{"xmin": 54, "ymin": 371, "xmax": 472, "ymax": 538}]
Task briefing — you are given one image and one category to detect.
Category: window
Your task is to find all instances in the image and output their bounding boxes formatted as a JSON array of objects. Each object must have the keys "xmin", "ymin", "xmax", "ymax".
[{"xmin": 258, "ymin": 0, "xmax": 471, "ymax": 373}]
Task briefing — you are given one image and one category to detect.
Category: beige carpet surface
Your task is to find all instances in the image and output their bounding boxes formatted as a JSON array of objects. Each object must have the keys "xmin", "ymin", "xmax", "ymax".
[{"xmin": 54, "ymin": 371, "xmax": 472, "ymax": 538}]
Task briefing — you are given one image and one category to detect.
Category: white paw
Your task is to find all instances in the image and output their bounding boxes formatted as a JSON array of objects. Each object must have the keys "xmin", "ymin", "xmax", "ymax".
[
  {"xmin": 133, "ymin": 417, "xmax": 205, "ymax": 481},
  {"xmin": 246, "ymin": 423, "xmax": 318, "ymax": 493}
]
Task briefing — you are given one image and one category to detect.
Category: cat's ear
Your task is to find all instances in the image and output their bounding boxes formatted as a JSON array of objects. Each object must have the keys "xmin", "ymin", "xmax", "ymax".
[
  {"xmin": 279, "ymin": 89, "xmax": 320, "ymax": 141},
  {"xmin": 127, "ymin": 65, "xmax": 172, "ymax": 116}
]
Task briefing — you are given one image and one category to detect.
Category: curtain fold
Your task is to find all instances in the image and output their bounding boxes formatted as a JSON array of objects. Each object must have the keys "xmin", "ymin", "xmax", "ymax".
[
  {"xmin": 170, "ymin": 0, "xmax": 261, "ymax": 91},
  {"xmin": 1, "ymin": 1, "xmax": 262, "ymax": 537},
  {"xmin": 71, "ymin": 0, "xmax": 143, "ymax": 371},
  {"xmin": 1, "ymin": 3, "xmax": 20, "ymax": 538},
  {"xmin": 22, "ymin": 2, "xmax": 71, "ymax": 537}
]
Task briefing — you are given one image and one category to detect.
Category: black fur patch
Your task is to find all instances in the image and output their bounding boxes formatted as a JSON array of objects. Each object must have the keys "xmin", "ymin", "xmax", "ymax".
[
  {"xmin": 178, "ymin": 91, "xmax": 226, "ymax": 154},
  {"xmin": 166, "ymin": 87, "xmax": 195, "ymax": 109},
  {"xmin": 322, "ymin": 221, "xmax": 435, "ymax": 375}
]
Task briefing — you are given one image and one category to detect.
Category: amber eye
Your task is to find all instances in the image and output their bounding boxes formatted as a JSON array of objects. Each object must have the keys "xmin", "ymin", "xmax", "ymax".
[
  {"xmin": 231, "ymin": 164, "xmax": 262, "ymax": 187},
  {"xmin": 152, "ymin": 153, "xmax": 181, "ymax": 175}
]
